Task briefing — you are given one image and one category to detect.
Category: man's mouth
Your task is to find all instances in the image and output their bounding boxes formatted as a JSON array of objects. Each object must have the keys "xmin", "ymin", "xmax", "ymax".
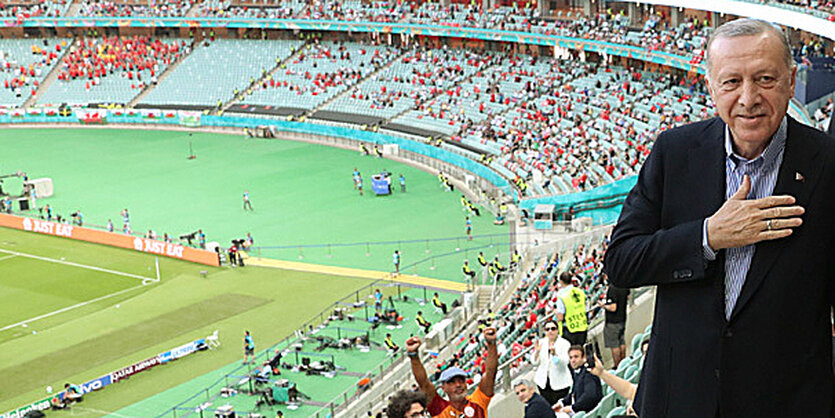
[{"xmin": 737, "ymin": 114, "xmax": 764, "ymax": 120}]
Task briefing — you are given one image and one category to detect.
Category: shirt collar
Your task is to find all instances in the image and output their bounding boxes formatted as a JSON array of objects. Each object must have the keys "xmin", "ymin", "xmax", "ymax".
[{"xmin": 724, "ymin": 116, "xmax": 787, "ymax": 167}]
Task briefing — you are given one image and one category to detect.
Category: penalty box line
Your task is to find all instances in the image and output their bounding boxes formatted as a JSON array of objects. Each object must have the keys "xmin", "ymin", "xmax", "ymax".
[
  {"xmin": 0, "ymin": 247, "xmax": 158, "ymax": 282},
  {"xmin": 0, "ymin": 283, "xmax": 151, "ymax": 332}
]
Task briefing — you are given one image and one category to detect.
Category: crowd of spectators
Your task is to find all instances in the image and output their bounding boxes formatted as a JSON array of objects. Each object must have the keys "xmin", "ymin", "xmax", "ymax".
[
  {"xmin": 434, "ymin": 54, "xmax": 709, "ymax": 193},
  {"xmin": 54, "ymin": 35, "xmax": 188, "ymax": 91},
  {"xmin": 749, "ymin": 0, "xmax": 834, "ymax": 18},
  {"xmin": 245, "ymin": 39, "xmax": 395, "ymax": 105},
  {"xmin": 328, "ymin": 46, "xmax": 494, "ymax": 120},
  {"xmin": 77, "ymin": 0, "xmax": 193, "ymax": 17},
  {"xmin": 1, "ymin": 39, "xmax": 64, "ymax": 102},
  {"xmin": 387, "ymin": 236, "xmax": 623, "ymax": 417},
  {"xmin": 0, "ymin": 0, "xmax": 69, "ymax": 19},
  {"xmin": 198, "ymin": 0, "xmax": 303, "ymax": 18}
]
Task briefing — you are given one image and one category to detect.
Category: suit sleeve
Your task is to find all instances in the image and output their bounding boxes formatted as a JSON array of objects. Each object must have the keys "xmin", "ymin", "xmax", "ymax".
[{"xmin": 603, "ymin": 132, "xmax": 708, "ymax": 288}]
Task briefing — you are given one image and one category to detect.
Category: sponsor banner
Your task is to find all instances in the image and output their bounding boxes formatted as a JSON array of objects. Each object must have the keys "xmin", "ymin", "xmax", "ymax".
[
  {"xmin": 0, "ymin": 213, "xmax": 219, "ymax": 266},
  {"xmin": 10, "ymin": 108, "xmax": 24, "ymax": 117},
  {"xmin": 79, "ymin": 374, "xmax": 112, "ymax": 394},
  {"xmin": 26, "ymin": 108, "xmax": 42, "ymax": 116},
  {"xmin": 1, "ymin": 397, "xmax": 51, "ymax": 418},
  {"xmin": 57, "ymin": 374, "xmax": 113, "ymax": 400},
  {"xmin": 158, "ymin": 338, "xmax": 205, "ymax": 364},
  {"xmin": 3, "ymin": 337, "xmax": 209, "ymax": 418},
  {"xmin": 111, "ymin": 355, "xmax": 160, "ymax": 383}
]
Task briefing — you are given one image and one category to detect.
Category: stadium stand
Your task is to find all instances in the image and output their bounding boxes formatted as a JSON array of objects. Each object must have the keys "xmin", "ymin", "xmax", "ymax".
[
  {"xmin": 0, "ymin": 38, "xmax": 67, "ymax": 106},
  {"xmin": 242, "ymin": 40, "xmax": 398, "ymax": 110},
  {"xmin": 38, "ymin": 36, "xmax": 190, "ymax": 105},
  {"xmin": 198, "ymin": 0, "xmax": 306, "ymax": 19},
  {"xmin": 77, "ymin": 0, "xmax": 194, "ymax": 17},
  {"xmin": 388, "ymin": 234, "xmax": 651, "ymax": 417},
  {"xmin": 0, "ymin": 0, "xmax": 71, "ymax": 18},
  {"xmin": 323, "ymin": 47, "xmax": 493, "ymax": 121},
  {"xmin": 142, "ymin": 38, "xmax": 302, "ymax": 107}
]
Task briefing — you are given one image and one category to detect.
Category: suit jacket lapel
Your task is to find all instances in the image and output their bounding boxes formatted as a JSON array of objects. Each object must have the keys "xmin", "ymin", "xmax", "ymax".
[
  {"xmin": 729, "ymin": 117, "xmax": 823, "ymax": 322},
  {"xmin": 692, "ymin": 119, "xmax": 729, "ymax": 324},
  {"xmin": 687, "ymin": 118, "xmax": 726, "ymax": 219}
]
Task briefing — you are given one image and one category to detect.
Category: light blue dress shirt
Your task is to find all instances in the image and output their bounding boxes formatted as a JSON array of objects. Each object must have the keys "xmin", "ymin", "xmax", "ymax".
[{"xmin": 702, "ymin": 117, "xmax": 787, "ymax": 320}]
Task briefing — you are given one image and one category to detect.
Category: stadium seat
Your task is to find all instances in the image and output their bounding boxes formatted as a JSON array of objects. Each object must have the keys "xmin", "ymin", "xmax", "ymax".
[
  {"xmin": 631, "ymin": 333, "xmax": 643, "ymax": 354},
  {"xmin": 606, "ymin": 406, "xmax": 626, "ymax": 418},
  {"xmin": 596, "ymin": 392, "xmax": 617, "ymax": 416}
]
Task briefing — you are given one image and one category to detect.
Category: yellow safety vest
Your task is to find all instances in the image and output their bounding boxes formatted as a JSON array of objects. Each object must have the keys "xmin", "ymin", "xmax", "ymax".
[
  {"xmin": 478, "ymin": 254, "xmax": 487, "ymax": 266},
  {"xmin": 559, "ymin": 287, "xmax": 588, "ymax": 333}
]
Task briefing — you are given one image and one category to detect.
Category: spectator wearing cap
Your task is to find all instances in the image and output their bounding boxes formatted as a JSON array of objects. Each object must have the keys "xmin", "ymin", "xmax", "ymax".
[
  {"xmin": 513, "ymin": 378, "xmax": 556, "ymax": 418},
  {"xmin": 406, "ymin": 327, "xmax": 498, "ymax": 418}
]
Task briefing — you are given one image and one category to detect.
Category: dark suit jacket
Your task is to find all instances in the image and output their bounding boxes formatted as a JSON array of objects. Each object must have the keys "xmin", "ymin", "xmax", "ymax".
[
  {"xmin": 562, "ymin": 368, "xmax": 602, "ymax": 412},
  {"xmin": 525, "ymin": 393, "xmax": 556, "ymax": 418},
  {"xmin": 603, "ymin": 116, "xmax": 835, "ymax": 417}
]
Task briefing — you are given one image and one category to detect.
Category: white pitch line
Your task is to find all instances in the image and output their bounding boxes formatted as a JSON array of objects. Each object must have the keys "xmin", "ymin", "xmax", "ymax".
[
  {"xmin": 0, "ymin": 248, "xmax": 156, "ymax": 282},
  {"xmin": 0, "ymin": 254, "xmax": 17, "ymax": 262},
  {"xmin": 0, "ymin": 282, "xmax": 151, "ymax": 332},
  {"xmin": 71, "ymin": 406, "xmax": 144, "ymax": 418}
]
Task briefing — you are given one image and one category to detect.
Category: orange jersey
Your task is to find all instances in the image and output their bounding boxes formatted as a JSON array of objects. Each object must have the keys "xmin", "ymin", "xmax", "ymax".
[{"xmin": 428, "ymin": 386, "xmax": 492, "ymax": 418}]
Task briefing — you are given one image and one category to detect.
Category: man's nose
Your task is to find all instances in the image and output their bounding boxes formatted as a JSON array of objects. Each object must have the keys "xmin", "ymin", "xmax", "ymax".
[{"xmin": 737, "ymin": 80, "xmax": 762, "ymax": 108}]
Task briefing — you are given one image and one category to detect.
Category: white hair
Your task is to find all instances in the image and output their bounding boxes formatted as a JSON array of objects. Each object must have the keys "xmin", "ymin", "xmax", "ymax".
[{"xmin": 705, "ymin": 18, "xmax": 794, "ymax": 76}]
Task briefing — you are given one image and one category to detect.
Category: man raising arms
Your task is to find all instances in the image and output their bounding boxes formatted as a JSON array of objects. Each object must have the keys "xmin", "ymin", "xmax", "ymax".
[{"xmin": 406, "ymin": 327, "xmax": 498, "ymax": 417}]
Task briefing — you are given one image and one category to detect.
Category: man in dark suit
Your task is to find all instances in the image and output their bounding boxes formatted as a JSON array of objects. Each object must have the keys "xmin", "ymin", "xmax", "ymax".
[
  {"xmin": 513, "ymin": 378, "xmax": 556, "ymax": 418},
  {"xmin": 554, "ymin": 345, "xmax": 602, "ymax": 414},
  {"xmin": 603, "ymin": 18, "xmax": 835, "ymax": 417}
]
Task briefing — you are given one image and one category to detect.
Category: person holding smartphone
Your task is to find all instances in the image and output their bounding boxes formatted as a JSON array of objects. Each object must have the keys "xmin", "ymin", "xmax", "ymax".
[{"xmin": 554, "ymin": 345, "xmax": 602, "ymax": 415}]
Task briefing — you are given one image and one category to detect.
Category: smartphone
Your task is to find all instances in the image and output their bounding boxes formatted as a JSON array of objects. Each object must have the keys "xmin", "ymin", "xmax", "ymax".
[{"xmin": 584, "ymin": 342, "xmax": 599, "ymax": 368}]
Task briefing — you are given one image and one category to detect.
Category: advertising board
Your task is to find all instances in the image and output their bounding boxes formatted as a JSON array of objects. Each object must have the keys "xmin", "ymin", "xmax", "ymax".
[{"xmin": 0, "ymin": 213, "xmax": 219, "ymax": 266}]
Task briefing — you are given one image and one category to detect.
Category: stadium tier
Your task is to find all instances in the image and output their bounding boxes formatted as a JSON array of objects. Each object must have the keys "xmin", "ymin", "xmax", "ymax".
[
  {"xmin": 324, "ymin": 48, "xmax": 492, "ymax": 120},
  {"xmin": 142, "ymin": 38, "xmax": 302, "ymax": 106},
  {"xmin": 0, "ymin": 38, "xmax": 67, "ymax": 106},
  {"xmin": 77, "ymin": 0, "xmax": 194, "ymax": 17},
  {"xmin": 0, "ymin": 0, "xmax": 71, "ymax": 18},
  {"xmin": 242, "ymin": 41, "xmax": 397, "ymax": 110},
  {"xmin": 38, "ymin": 36, "xmax": 190, "ymax": 106},
  {"xmin": 198, "ymin": 0, "xmax": 306, "ymax": 18}
]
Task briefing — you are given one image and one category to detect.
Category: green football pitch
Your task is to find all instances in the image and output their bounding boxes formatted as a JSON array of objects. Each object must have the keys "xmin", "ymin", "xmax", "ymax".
[
  {"xmin": 0, "ymin": 127, "xmax": 497, "ymax": 416},
  {"xmin": 0, "ymin": 227, "xmax": 452, "ymax": 416},
  {"xmin": 0, "ymin": 127, "xmax": 510, "ymax": 282}
]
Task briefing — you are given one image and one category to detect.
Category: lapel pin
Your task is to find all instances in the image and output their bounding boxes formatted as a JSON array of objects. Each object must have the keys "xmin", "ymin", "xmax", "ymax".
[{"xmin": 795, "ymin": 172, "xmax": 804, "ymax": 182}]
